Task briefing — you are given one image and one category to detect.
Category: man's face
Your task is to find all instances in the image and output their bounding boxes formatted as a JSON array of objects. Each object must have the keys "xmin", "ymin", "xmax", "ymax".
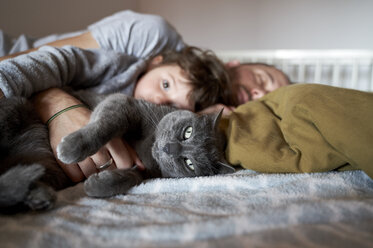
[
  {"xmin": 134, "ymin": 63, "xmax": 194, "ymax": 111},
  {"xmin": 232, "ymin": 64, "xmax": 290, "ymax": 104}
]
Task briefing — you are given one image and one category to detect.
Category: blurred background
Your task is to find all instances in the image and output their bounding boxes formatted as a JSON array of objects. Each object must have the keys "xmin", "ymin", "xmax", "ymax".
[{"xmin": 1, "ymin": 0, "xmax": 373, "ymax": 51}]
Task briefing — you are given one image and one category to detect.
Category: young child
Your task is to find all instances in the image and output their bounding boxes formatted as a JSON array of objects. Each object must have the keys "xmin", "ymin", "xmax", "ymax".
[{"xmin": 0, "ymin": 45, "xmax": 234, "ymax": 181}]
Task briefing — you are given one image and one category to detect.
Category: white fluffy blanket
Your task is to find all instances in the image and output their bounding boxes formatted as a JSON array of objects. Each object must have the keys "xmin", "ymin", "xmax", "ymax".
[{"xmin": 0, "ymin": 170, "xmax": 372, "ymax": 247}]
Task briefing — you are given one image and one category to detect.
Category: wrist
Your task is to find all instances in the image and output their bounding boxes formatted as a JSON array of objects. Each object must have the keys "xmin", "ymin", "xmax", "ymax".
[
  {"xmin": 31, "ymin": 88, "xmax": 85, "ymax": 123},
  {"xmin": 46, "ymin": 104, "xmax": 87, "ymax": 126}
]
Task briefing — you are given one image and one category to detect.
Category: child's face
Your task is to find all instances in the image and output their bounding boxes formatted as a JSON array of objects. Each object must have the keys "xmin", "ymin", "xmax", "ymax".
[{"xmin": 134, "ymin": 64, "xmax": 194, "ymax": 111}]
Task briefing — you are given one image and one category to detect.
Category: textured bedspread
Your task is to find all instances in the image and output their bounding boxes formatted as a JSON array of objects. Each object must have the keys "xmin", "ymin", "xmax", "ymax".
[{"xmin": 0, "ymin": 169, "xmax": 372, "ymax": 248}]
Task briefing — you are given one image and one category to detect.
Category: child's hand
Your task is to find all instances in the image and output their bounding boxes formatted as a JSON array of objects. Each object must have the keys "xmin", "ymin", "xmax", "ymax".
[{"xmin": 198, "ymin": 104, "xmax": 235, "ymax": 116}]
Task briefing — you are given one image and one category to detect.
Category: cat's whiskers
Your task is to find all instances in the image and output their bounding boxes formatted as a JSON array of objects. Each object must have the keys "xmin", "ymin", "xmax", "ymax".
[
  {"xmin": 143, "ymin": 105, "xmax": 159, "ymax": 129},
  {"xmin": 143, "ymin": 114, "xmax": 157, "ymax": 129},
  {"xmin": 158, "ymin": 106, "xmax": 171, "ymax": 132}
]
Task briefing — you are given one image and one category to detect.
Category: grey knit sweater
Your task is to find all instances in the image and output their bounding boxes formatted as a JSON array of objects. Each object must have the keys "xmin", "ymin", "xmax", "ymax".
[{"xmin": 0, "ymin": 46, "xmax": 148, "ymax": 98}]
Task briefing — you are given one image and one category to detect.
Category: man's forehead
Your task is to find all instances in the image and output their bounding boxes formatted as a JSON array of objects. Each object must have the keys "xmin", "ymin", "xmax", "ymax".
[
  {"xmin": 234, "ymin": 65, "xmax": 256, "ymax": 80},
  {"xmin": 239, "ymin": 63, "xmax": 271, "ymax": 71},
  {"xmin": 238, "ymin": 63, "xmax": 286, "ymax": 78},
  {"xmin": 239, "ymin": 63, "xmax": 290, "ymax": 85}
]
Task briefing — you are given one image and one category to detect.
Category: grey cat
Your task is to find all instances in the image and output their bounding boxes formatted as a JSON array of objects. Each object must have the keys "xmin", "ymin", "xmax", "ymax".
[{"xmin": 0, "ymin": 91, "xmax": 234, "ymax": 213}]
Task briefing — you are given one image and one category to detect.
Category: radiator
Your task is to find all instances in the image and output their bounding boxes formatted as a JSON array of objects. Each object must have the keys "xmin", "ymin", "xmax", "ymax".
[{"xmin": 216, "ymin": 50, "xmax": 373, "ymax": 92}]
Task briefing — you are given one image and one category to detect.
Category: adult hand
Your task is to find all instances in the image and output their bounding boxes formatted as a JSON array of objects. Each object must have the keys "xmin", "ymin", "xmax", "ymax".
[
  {"xmin": 198, "ymin": 104, "xmax": 235, "ymax": 116},
  {"xmin": 49, "ymin": 106, "xmax": 144, "ymax": 182},
  {"xmin": 32, "ymin": 88, "xmax": 144, "ymax": 183}
]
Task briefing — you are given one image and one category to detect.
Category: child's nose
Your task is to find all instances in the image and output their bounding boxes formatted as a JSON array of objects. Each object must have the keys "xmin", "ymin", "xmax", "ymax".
[{"xmin": 153, "ymin": 95, "xmax": 169, "ymax": 105}]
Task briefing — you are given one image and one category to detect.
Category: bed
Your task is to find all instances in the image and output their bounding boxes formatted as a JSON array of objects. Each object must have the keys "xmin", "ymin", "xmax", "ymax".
[{"xmin": 1, "ymin": 50, "xmax": 373, "ymax": 248}]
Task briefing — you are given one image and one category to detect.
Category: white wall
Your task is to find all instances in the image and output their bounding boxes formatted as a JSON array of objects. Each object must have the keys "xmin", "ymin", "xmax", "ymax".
[
  {"xmin": 138, "ymin": 0, "xmax": 373, "ymax": 50},
  {"xmin": 0, "ymin": 0, "xmax": 138, "ymax": 36},
  {"xmin": 1, "ymin": 0, "xmax": 373, "ymax": 50}
]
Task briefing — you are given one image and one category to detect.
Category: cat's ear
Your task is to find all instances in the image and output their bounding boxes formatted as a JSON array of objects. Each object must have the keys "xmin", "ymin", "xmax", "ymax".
[
  {"xmin": 217, "ymin": 161, "xmax": 235, "ymax": 174},
  {"xmin": 213, "ymin": 108, "xmax": 224, "ymax": 131}
]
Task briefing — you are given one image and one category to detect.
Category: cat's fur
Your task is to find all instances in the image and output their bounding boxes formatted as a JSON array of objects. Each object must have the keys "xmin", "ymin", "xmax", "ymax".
[{"xmin": 0, "ymin": 91, "xmax": 234, "ymax": 213}]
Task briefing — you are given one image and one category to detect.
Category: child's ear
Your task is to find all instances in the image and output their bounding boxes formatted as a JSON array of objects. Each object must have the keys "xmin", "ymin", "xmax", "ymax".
[{"xmin": 147, "ymin": 55, "xmax": 163, "ymax": 70}]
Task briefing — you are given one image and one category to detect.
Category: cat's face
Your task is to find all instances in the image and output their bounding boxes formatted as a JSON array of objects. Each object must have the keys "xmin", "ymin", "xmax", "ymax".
[{"xmin": 152, "ymin": 110, "xmax": 234, "ymax": 178}]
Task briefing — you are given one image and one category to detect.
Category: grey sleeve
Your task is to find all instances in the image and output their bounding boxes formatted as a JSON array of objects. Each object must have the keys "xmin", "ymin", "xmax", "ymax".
[
  {"xmin": 0, "ymin": 46, "xmax": 136, "ymax": 98},
  {"xmin": 88, "ymin": 10, "xmax": 185, "ymax": 58}
]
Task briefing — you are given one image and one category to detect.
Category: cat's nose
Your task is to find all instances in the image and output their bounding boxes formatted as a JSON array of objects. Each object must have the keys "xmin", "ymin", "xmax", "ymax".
[{"xmin": 162, "ymin": 142, "xmax": 181, "ymax": 155}]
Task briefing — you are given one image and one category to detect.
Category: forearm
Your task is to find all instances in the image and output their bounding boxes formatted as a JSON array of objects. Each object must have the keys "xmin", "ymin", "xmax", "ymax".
[
  {"xmin": 46, "ymin": 32, "xmax": 99, "ymax": 50},
  {"xmin": 31, "ymin": 88, "xmax": 88, "ymax": 124},
  {"xmin": 31, "ymin": 88, "xmax": 92, "ymax": 182},
  {"xmin": 0, "ymin": 48, "xmax": 38, "ymax": 62},
  {"xmin": 0, "ymin": 32, "xmax": 99, "ymax": 62},
  {"xmin": 0, "ymin": 47, "xmax": 75, "ymax": 98},
  {"xmin": 0, "ymin": 44, "xmax": 133, "ymax": 98}
]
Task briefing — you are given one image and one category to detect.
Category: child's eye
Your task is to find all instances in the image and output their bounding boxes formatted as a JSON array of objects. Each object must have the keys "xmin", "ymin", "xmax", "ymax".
[{"xmin": 162, "ymin": 80, "xmax": 170, "ymax": 91}]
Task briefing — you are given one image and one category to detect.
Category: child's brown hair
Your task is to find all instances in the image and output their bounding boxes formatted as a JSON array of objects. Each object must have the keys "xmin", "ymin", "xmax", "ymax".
[{"xmin": 157, "ymin": 46, "xmax": 237, "ymax": 111}]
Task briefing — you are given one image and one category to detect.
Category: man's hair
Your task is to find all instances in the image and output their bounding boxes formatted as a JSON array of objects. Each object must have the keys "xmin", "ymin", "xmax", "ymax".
[{"xmin": 158, "ymin": 46, "xmax": 237, "ymax": 111}]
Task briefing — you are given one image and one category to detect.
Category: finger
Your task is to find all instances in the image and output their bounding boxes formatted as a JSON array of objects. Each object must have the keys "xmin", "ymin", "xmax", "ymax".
[
  {"xmin": 58, "ymin": 161, "xmax": 85, "ymax": 183},
  {"xmin": 78, "ymin": 157, "xmax": 99, "ymax": 178},
  {"xmin": 106, "ymin": 137, "xmax": 133, "ymax": 169},
  {"xmin": 90, "ymin": 147, "xmax": 112, "ymax": 169},
  {"xmin": 124, "ymin": 142, "xmax": 145, "ymax": 170},
  {"xmin": 105, "ymin": 160, "xmax": 117, "ymax": 171},
  {"xmin": 95, "ymin": 157, "xmax": 116, "ymax": 171}
]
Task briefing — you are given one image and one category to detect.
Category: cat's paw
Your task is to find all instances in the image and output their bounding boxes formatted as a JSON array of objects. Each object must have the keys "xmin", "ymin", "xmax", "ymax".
[
  {"xmin": 0, "ymin": 164, "xmax": 45, "ymax": 208},
  {"xmin": 24, "ymin": 183, "xmax": 56, "ymax": 211},
  {"xmin": 84, "ymin": 171, "xmax": 116, "ymax": 198},
  {"xmin": 57, "ymin": 131, "xmax": 90, "ymax": 164},
  {"xmin": 84, "ymin": 169, "xmax": 142, "ymax": 198}
]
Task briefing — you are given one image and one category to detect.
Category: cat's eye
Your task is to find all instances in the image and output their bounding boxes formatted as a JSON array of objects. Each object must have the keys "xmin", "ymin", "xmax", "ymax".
[
  {"xmin": 183, "ymin": 126, "xmax": 193, "ymax": 140},
  {"xmin": 184, "ymin": 158, "xmax": 194, "ymax": 171},
  {"xmin": 162, "ymin": 80, "xmax": 170, "ymax": 91}
]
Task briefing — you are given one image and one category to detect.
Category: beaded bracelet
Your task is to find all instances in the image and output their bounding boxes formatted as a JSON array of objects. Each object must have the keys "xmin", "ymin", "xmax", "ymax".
[{"xmin": 46, "ymin": 104, "xmax": 86, "ymax": 126}]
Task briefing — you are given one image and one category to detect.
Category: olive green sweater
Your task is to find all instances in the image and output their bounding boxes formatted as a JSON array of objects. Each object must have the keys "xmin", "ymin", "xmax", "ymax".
[{"xmin": 222, "ymin": 84, "xmax": 373, "ymax": 178}]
